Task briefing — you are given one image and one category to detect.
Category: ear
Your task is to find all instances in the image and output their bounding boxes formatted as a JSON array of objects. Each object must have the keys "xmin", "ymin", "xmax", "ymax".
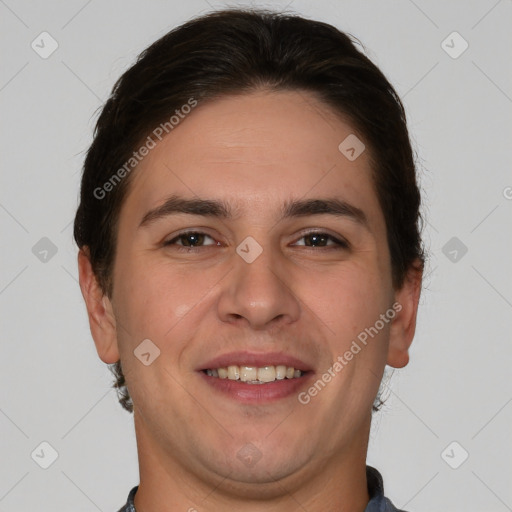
[
  {"xmin": 77, "ymin": 248, "xmax": 120, "ymax": 364},
  {"xmin": 387, "ymin": 261, "xmax": 423, "ymax": 368}
]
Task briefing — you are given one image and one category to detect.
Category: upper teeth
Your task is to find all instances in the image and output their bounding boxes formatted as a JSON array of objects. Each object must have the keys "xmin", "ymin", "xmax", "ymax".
[{"xmin": 206, "ymin": 365, "xmax": 303, "ymax": 383}]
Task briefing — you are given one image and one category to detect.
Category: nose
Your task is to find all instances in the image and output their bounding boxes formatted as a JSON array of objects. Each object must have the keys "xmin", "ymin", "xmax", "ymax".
[{"xmin": 216, "ymin": 240, "xmax": 301, "ymax": 330}]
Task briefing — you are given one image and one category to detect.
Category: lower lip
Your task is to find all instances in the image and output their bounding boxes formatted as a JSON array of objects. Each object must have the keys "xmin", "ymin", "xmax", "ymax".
[{"xmin": 198, "ymin": 371, "xmax": 313, "ymax": 403}]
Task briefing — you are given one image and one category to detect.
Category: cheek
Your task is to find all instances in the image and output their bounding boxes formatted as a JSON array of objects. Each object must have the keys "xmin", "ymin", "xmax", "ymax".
[
  {"xmin": 111, "ymin": 251, "xmax": 159, "ymax": 339},
  {"xmin": 113, "ymin": 256, "xmax": 220, "ymax": 343},
  {"xmin": 302, "ymin": 263, "xmax": 393, "ymax": 380},
  {"xmin": 305, "ymin": 262, "xmax": 391, "ymax": 329}
]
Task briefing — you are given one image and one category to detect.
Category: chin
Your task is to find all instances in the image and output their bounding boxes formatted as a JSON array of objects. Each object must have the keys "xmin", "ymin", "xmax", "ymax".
[
  {"xmin": 207, "ymin": 439, "xmax": 313, "ymax": 487},
  {"xmin": 209, "ymin": 458, "xmax": 310, "ymax": 499}
]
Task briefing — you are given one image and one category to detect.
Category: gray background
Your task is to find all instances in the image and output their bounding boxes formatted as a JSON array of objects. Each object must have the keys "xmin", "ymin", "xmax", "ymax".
[{"xmin": 1, "ymin": 0, "xmax": 511, "ymax": 510}]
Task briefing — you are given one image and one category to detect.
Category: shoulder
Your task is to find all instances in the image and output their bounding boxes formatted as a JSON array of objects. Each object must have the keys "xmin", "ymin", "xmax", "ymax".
[
  {"xmin": 116, "ymin": 485, "xmax": 138, "ymax": 512},
  {"xmin": 365, "ymin": 466, "xmax": 409, "ymax": 512}
]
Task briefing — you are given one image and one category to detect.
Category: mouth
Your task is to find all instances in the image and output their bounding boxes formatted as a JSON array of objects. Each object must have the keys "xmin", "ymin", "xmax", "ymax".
[
  {"xmin": 202, "ymin": 365, "xmax": 305, "ymax": 383},
  {"xmin": 197, "ymin": 352, "xmax": 314, "ymax": 403}
]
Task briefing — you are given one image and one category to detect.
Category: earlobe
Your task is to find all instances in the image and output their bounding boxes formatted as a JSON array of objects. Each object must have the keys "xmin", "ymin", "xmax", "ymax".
[
  {"xmin": 387, "ymin": 262, "xmax": 423, "ymax": 368},
  {"xmin": 77, "ymin": 248, "xmax": 120, "ymax": 364}
]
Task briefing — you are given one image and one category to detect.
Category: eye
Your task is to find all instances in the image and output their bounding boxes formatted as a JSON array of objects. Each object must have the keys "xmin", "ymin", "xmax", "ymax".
[
  {"xmin": 163, "ymin": 230, "xmax": 349, "ymax": 251},
  {"xmin": 163, "ymin": 231, "xmax": 218, "ymax": 249},
  {"xmin": 292, "ymin": 231, "xmax": 349, "ymax": 249}
]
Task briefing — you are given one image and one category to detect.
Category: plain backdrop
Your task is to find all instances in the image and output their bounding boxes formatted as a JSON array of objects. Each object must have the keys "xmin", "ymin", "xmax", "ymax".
[{"xmin": 1, "ymin": 1, "xmax": 511, "ymax": 511}]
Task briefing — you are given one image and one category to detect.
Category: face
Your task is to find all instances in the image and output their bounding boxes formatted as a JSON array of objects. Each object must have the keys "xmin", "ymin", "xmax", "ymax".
[{"xmin": 80, "ymin": 90, "xmax": 419, "ymax": 494}]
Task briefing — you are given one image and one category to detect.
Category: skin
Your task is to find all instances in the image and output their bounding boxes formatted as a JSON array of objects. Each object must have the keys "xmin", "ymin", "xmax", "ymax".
[{"xmin": 78, "ymin": 90, "xmax": 422, "ymax": 511}]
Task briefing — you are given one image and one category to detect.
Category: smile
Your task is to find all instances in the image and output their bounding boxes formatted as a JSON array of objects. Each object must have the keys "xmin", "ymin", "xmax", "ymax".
[{"xmin": 203, "ymin": 365, "xmax": 303, "ymax": 383}]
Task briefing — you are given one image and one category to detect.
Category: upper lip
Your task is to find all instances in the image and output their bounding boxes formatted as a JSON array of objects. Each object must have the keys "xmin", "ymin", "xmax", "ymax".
[{"xmin": 198, "ymin": 351, "xmax": 313, "ymax": 372}]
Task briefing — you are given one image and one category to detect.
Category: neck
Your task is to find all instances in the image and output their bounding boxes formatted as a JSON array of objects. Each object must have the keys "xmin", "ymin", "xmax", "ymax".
[{"xmin": 133, "ymin": 411, "xmax": 371, "ymax": 512}]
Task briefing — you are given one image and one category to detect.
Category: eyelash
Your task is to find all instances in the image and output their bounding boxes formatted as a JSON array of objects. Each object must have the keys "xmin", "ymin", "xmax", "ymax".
[{"xmin": 163, "ymin": 230, "xmax": 349, "ymax": 252}]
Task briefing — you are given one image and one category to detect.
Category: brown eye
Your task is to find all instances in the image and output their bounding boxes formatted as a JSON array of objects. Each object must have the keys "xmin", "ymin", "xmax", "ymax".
[
  {"xmin": 293, "ymin": 232, "xmax": 348, "ymax": 249},
  {"xmin": 164, "ymin": 232, "xmax": 217, "ymax": 248}
]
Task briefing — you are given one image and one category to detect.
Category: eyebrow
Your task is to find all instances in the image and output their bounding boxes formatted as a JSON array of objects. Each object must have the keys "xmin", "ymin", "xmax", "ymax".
[{"xmin": 138, "ymin": 194, "xmax": 369, "ymax": 230}]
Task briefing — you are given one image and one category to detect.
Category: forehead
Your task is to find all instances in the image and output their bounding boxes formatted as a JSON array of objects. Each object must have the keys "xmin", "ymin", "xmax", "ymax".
[{"xmin": 121, "ymin": 90, "xmax": 384, "ymax": 234}]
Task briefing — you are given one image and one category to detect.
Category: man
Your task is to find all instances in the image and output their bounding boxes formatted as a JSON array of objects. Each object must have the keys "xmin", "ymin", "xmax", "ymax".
[{"xmin": 75, "ymin": 8, "xmax": 424, "ymax": 511}]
